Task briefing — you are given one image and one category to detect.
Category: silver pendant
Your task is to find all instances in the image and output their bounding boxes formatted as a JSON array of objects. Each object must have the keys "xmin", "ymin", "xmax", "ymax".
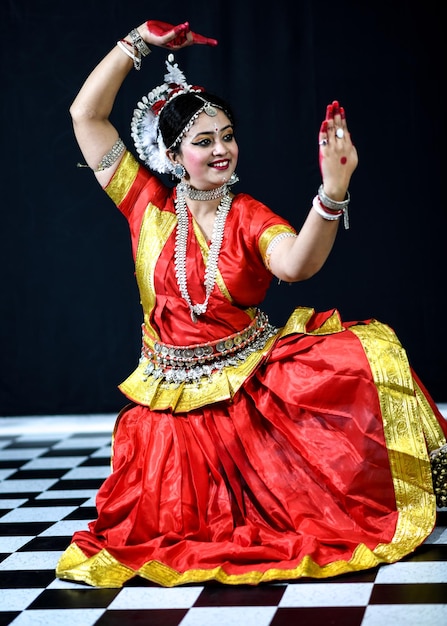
[{"xmin": 204, "ymin": 102, "xmax": 217, "ymax": 117}]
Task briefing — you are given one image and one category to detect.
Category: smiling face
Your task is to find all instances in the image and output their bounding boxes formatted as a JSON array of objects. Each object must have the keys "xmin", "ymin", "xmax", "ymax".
[{"xmin": 171, "ymin": 109, "xmax": 239, "ymax": 189}]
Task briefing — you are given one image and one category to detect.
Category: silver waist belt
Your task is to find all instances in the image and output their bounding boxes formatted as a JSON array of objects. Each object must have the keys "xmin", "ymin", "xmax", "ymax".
[{"xmin": 140, "ymin": 310, "xmax": 278, "ymax": 385}]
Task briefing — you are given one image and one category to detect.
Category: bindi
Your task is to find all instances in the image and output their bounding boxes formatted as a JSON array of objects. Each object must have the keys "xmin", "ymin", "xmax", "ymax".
[{"xmin": 340, "ymin": 156, "xmax": 347, "ymax": 165}]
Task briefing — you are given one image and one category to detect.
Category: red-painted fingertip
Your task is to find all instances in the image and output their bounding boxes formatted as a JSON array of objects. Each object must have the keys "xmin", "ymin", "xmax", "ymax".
[
  {"xmin": 340, "ymin": 106, "xmax": 346, "ymax": 119},
  {"xmin": 192, "ymin": 33, "xmax": 218, "ymax": 45},
  {"xmin": 326, "ymin": 104, "xmax": 333, "ymax": 119},
  {"xmin": 321, "ymin": 120, "xmax": 328, "ymax": 132},
  {"xmin": 174, "ymin": 22, "xmax": 189, "ymax": 35}
]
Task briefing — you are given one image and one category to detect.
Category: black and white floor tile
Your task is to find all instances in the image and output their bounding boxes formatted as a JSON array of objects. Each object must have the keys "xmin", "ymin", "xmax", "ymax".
[{"xmin": 1, "ymin": 409, "xmax": 447, "ymax": 626}]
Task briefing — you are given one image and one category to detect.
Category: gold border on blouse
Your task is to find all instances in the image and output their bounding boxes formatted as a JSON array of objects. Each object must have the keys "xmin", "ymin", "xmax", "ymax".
[
  {"xmin": 193, "ymin": 218, "xmax": 234, "ymax": 304},
  {"xmin": 135, "ymin": 202, "xmax": 177, "ymax": 341},
  {"xmin": 258, "ymin": 224, "xmax": 297, "ymax": 270},
  {"xmin": 104, "ymin": 151, "xmax": 139, "ymax": 204}
]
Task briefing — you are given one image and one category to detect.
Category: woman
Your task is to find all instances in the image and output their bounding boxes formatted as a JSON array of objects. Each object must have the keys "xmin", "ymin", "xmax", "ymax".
[{"xmin": 56, "ymin": 19, "xmax": 447, "ymax": 588}]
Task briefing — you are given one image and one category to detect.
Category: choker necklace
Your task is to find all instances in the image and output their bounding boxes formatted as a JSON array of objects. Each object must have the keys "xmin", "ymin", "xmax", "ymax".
[
  {"xmin": 177, "ymin": 172, "xmax": 239, "ymax": 202},
  {"xmin": 177, "ymin": 181, "xmax": 228, "ymax": 201},
  {"xmin": 174, "ymin": 185, "xmax": 233, "ymax": 323}
]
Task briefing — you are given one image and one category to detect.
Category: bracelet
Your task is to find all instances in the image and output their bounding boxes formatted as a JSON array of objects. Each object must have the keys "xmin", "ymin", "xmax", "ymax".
[
  {"xmin": 317, "ymin": 185, "xmax": 350, "ymax": 230},
  {"xmin": 94, "ymin": 138, "xmax": 126, "ymax": 172},
  {"xmin": 312, "ymin": 196, "xmax": 343, "ymax": 221},
  {"xmin": 317, "ymin": 184, "xmax": 350, "ymax": 211},
  {"xmin": 129, "ymin": 28, "xmax": 151, "ymax": 57},
  {"xmin": 116, "ymin": 40, "xmax": 141, "ymax": 70},
  {"xmin": 313, "ymin": 195, "xmax": 349, "ymax": 229}
]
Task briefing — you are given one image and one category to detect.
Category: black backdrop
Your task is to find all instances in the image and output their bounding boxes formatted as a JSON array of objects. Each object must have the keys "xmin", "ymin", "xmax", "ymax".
[{"xmin": 1, "ymin": 0, "xmax": 446, "ymax": 416}]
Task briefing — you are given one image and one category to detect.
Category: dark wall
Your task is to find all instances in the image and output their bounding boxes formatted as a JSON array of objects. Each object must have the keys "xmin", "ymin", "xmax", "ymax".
[{"xmin": 1, "ymin": 0, "xmax": 445, "ymax": 415}]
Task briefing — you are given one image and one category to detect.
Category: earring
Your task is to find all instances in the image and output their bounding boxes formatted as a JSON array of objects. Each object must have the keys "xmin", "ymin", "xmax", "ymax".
[
  {"xmin": 228, "ymin": 171, "xmax": 239, "ymax": 186},
  {"xmin": 173, "ymin": 163, "xmax": 186, "ymax": 179}
]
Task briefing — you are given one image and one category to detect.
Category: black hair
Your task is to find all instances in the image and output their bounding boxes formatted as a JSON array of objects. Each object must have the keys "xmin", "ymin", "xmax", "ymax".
[{"xmin": 158, "ymin": 92, "xmax": 236, "ymax": 154}]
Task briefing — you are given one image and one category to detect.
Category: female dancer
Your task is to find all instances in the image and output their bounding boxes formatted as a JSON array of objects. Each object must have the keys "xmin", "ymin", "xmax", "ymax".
[{"xmin": 57, "ymin": 19, "xmax": 447, "ymax": 587}]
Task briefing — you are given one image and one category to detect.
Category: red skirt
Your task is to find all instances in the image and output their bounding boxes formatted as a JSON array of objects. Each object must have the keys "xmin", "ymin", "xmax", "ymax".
[{"xmin": 56, "ymin": 311, "xmax": 447, "ymax": 587}]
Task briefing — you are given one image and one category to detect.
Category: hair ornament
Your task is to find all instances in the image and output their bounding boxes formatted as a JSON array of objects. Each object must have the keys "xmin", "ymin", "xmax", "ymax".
[{"xmin": 131, "ymin": 53, "xmax": 204, "ymax": 174}]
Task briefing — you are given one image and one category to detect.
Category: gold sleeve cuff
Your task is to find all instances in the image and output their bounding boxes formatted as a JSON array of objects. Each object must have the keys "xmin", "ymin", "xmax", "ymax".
[
  {"xmin": 104, "ymin": 151, "xmax": 140, "ymax": 205},
  {"xmin": 258, "ymin": 225, "xmax": 297, "ymax": 270}
]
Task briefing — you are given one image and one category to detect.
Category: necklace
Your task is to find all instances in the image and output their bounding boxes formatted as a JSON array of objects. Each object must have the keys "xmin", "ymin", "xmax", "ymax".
[
  {"xmin": 177, "ymin": 172, "xmax": 239, "ymax": 201},
  {"xmin": 174, "ymin": 186, "xmax": 233, "ymax": 323},
  {"xmin": 177, "ymin": 181, "xmax": 228, "ymax": 201}
]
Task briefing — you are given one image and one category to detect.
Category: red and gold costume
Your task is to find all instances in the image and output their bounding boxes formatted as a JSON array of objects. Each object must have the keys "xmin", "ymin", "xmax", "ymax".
[{"xmin": 56, "ymin": 152, "xmax": 447, "ymax": 587}]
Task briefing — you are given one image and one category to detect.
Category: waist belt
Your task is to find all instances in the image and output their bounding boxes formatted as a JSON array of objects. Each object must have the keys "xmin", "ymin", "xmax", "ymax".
[{"xmin": 140, "ymin": 310, "xmax": 278, "ymax": 386}]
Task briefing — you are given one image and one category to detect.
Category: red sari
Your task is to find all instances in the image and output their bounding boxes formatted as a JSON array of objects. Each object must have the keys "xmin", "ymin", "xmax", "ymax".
[{"xmin": 56, "ymin": 152, "xmax": 447, "ymax": 587}]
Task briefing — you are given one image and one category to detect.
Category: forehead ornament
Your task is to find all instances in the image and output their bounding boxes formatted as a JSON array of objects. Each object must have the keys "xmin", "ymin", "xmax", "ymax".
[{"xmin": 196, "ymin": 96, "xmax": 218, "ymax": 117}]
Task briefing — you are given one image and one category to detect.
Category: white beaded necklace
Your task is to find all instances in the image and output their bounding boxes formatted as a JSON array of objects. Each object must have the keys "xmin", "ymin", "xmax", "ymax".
[{"xmin": 174, "ymin": 186, "xmax": 233, "ymax": 323}]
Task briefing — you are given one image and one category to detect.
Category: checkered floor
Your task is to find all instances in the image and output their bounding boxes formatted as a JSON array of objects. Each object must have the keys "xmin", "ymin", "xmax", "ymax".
[{"xmin": 1, "ymin": 410, "xmax": 447, "ymax": 626}]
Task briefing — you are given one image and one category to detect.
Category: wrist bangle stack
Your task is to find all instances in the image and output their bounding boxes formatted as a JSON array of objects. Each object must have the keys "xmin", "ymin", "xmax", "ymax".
[
  {"xmin": 316, "ymin": 184, "xmax": 350, "ymax": 230},
  {"xmin": 116, "ymin": 29, "xmax": 151, "ymax": 71},
  {"xmin": 312, "ymin": 196, "xmax": 343, "ymax": 221},
  {"xmin": 129, "ymin": 28, "xmax": 151, "ymax": 58},
  {"xmin": 117, "ymin": 40, "xmax": 141, "ymax": 69}
]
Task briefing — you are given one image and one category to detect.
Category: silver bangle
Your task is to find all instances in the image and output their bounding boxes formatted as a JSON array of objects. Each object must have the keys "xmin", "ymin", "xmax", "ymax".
[
  {"xmin": 317, "ymin": 184, "xmax": 350, "ymax": 211},
  {"xmin": 116, "ymin": 40, "xmax": 141, "ymax": 70},
  {"xmin": 312, "ymin": 196, "xmax": 342, "ymax": 221},
  {"xmin": 95, "ymin": 138, "xmax": 126, "ymax": 172},
  {"xmin": 129, "ymin": 29, "xmax": 151, "ymax": 57},
  {"xmin": 313, "ymin": 196, "xmax": 349, "ymax": 230}
]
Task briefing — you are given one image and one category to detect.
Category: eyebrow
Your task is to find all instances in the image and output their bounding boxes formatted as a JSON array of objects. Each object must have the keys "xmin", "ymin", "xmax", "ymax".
[{"xmin": 191, "ymin": 124, "xmax": 233, "ymax": 140}]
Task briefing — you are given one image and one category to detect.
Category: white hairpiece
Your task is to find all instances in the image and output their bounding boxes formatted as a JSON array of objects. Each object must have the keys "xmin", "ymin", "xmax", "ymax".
[{"xmin": 130, "ymin": 54, "xmax": 204, "ymax": 174}]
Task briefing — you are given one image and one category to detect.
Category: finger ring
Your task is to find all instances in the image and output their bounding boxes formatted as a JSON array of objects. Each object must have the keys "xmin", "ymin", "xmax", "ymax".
[
  {"xmin": 319, "ymin": 139, "xmax": 328, "ymax": 146},
  {"xmin": 335, "ymin": 128, "xmax": 344, "ymax": 139}
]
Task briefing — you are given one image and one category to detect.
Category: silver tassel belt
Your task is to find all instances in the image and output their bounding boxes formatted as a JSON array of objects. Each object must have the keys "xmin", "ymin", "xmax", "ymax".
[{"xmin": 140, "ymin": 310, "xmax": 278, "ymax": 385}]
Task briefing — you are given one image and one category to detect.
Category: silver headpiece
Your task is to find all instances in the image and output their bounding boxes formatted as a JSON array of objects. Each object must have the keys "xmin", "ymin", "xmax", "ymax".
[{"xmin": 131, "ymin": 54, "xmax": 216, "ymax": 174}]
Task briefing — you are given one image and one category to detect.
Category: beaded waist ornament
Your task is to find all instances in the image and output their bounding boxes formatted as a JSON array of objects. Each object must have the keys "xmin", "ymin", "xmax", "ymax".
[
  {"xmin": 140, "ymin": 310, "xmax": 278, "ymax": 386},
  {"xmin": 431, "ymin": 444, "xmax": 447, "ymax": 508}
]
